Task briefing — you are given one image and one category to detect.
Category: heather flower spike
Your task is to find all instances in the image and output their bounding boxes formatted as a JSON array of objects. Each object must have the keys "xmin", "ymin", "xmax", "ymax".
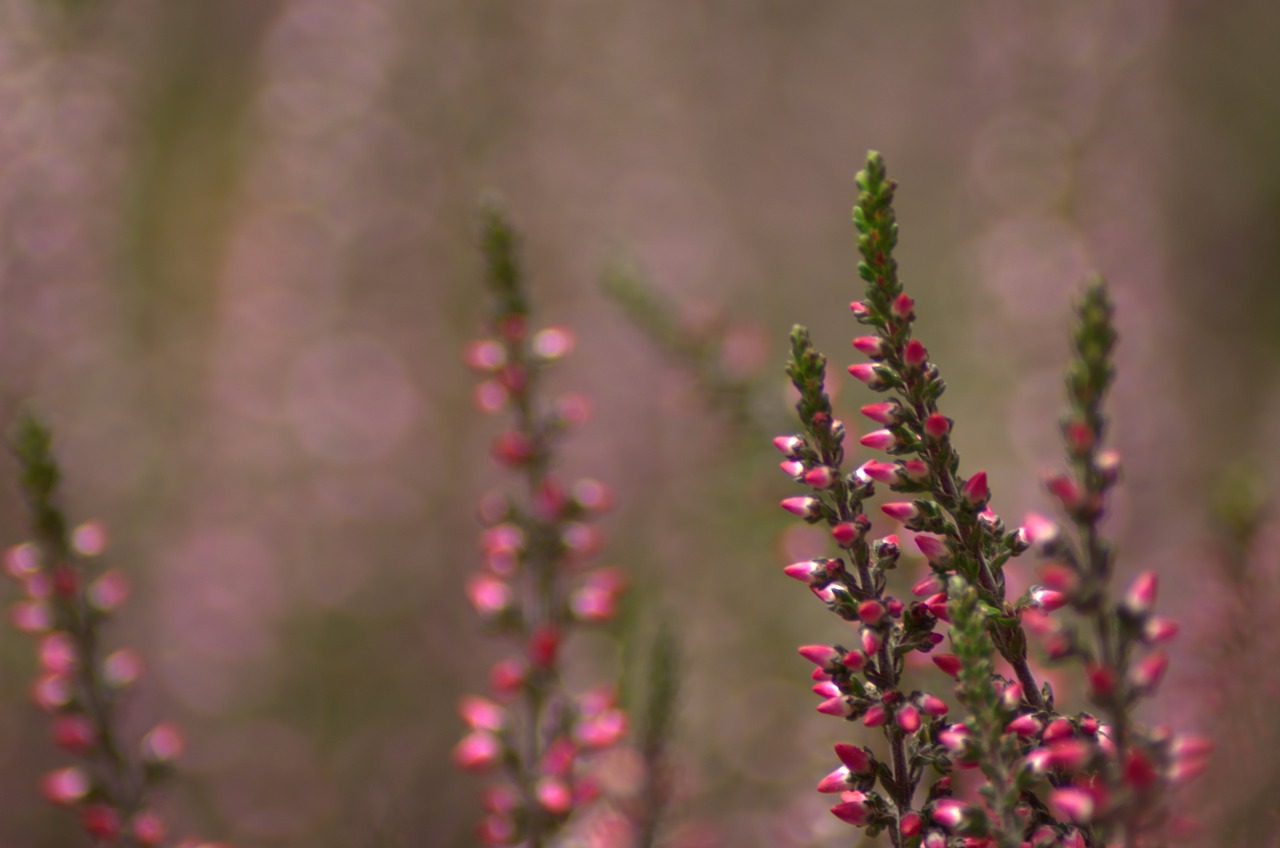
[
  {"xmin": 457, "ymin": 201, "xmax": 634, "ymax": 846},
  {"xmin": 775, "ymin": 152, "xmax": 1195, "ymax": 848},
  {"xmin": 7, "ymin": 413, "xmax": 217, "ymax": 847}
]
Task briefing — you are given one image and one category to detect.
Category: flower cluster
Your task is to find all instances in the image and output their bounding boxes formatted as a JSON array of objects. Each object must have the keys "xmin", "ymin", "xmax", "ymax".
[
  {"xmin": 776, "ymin": 152, "xmax": 1205, "ymax": 847},
  {"xmin": 453, "ymin": 203, "xmax": 630, "ymax": 846},
  {"xmin": 7, "ymin": 413, "xmax": 226, "ymax": 848}
]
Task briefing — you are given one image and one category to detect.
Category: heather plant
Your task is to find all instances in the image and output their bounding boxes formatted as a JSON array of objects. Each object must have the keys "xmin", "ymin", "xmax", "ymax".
[
  {"xmin": 453, "ymin": 202, "xmax": 637, "ymax": 847},
  {"xmin": 775, "ymin": 152, "xmax": 1206, "ymax": 847},
  {"xmin": 6, "ymin": 413, "xmax": 224, "ymax": 848}
]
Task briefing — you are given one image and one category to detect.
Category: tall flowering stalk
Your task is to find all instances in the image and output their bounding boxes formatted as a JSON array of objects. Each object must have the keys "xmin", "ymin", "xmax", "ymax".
[
  {"xmin": 454, "ymin": 203, "xmax": 630, "ymax": 847},
  {"xmin": 777, "ymin": 152, "xmax": 1205, "ymax": 847},
  {"xmin": 6, "ymin": 413, "xmax": 222, "ymax": 848}
]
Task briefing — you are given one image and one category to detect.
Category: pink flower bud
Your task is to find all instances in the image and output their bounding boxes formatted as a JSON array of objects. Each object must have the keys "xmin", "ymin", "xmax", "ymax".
[
  {"xmin": 491, "ymin": 431, "xmax": 535, "ymax": 467},
  {"xmin": 914, "ymin": 534, "xmax": 948, "ymax": 564},
  {"xmin": 773, "ymin": 435, "xmax": 804, "ymax": 455},
  {"xmin": 41, "ymin": 766, "xmax": 90, "ymax": 805},
  {"xmin": 1047, "ymin": 788, "xmax": 1095, "ymax": 824},
  {"xmin": 1129, "ymin": 650, "xmax": 1168, "ymax": 694},
  {"xmin": 489, "ymin": 658, "xmax": 526, "ymax": 698},
  {"xmin": 10, "ymin": 600, "xmax": 52, "ymax": 633},
  {"xmin": 1047, "ymin": 739, "xmax": 1095, "ymax": 772},
  {"xmin": 1124, "ymin": 748, "xmax": 1158, "ymax": 790},
  {"xmin": 923, "ymin": 413, "xmax": 950, "ymax": 440},
  {"xmin": 920, "ymin": 694, "xmax": 949, "ymax": 717},
  {"xmin": 924, "ymin": 592, "xmax": 950, "ymax": 622},
  {"xmin": 850, "ymin": 301, "xmax": 869, "ymax": 317},
  {"xmin": 831, "ymin": 522, "xmax": 858, "ymax": 546},
  {"xmin": 473, "ymin": 381, "xmax": 507, "ymax": 413},
  {"xmin": 932, "ymin": 798, "xmax": 969, "ymax": 829},
  {"xmin": 891, "ymin": 294, "xmax": 915, "ymax": 320},
  {"xmin": 1123, "ymin": 571, "xmax": 1158, "ymax": 616},
  {"xmin": 933, "ymin": 654, "xmax": 961, "ymax": 678},
  {"xmin": 780, "ymin": 496, "xmax": 822, "ymax": 519},
  {"xmin": 531, "ymin": 326, "xmax": 575, "ymax": 360},
  {"xmin": 31, "ymin": 673, "xmax": 72, "ymax": 711},
  {"xmin": 1000, "ymin": 682, "xmax": 1023, "ymax": 712},
  {"xmin": 863, "ymin": 703, "xmax": 887, "ymax": 727},
  {"xmin": 842, "ymin": 650, "xmax": 868, "ymax": 672},
  {"xmin": 858, "ymin": 460, "xmax": 898, "ymax": 485},
  {"xmin": 798, "ymin": 644, "xmax": 841, "ymax": 671},
  {"xmin": 901, "ymin": 812, "xmax": 922, "ymax": 837},
  {"xmin": 536, "ymin": 776, "xmax": 573, "ymax": 814},
  {"xmin": 141, "ymin": 723, "xmax": 184, "ymax": 763},
  {"xmin": 1086, "ymin": 663, "xmax": 1116, "ymax": 699},
  {"xmin": 848, "ymin": 363, "xmax": 889, "ymax": 389},
  {"xmin": 1018, "ymin": 512, "xmax": 1060, "ymax": 548},
  {"xmin": 459, "ymin": 696, "xmax": 506, "ymax": 732},
  {"xmin": 830, "ymin": 791, "xmax": 870, "ymax": 826},
  {"xmin": 961, "ymin": 472, "xmax": 989, "ymax": 507},
  {"xmin": 817, "ymin": 696, "xmax": 854, "ymax": 717},
  {"xmin": 1063, "ymin": 419, "xmax": 1093, "ymax": 455},
  {"xmin": 805, "ymin": 466, "xmax": 836, "ymax": 488},
  {"xmin": 897, "ymin": 703, "xmax": 921, "ymax": 732},
  {"xmin": 881, "ymin": 502, "xmax": 919, "ymax": 522},
  {"xmin": 1030, "ymin": 586, "xmax": 1069, "ymax": 611},
  {"xmin": 1144, "ymin": 616, "xmax": 1179, "ymax": 643},
  {"xmin": 835, "ymin": 742, "xmax": 872, "ymax": 773},
  {"xmin": 857, "ymin": 600, "xmax": 885, "ymax": 626},
  {"xmin": 476, "ymin": 815, "xmax": 516, "ymax": 845},
  {"xmin": 902, "ymin": 459, "xmax": 930, "ymax": 482},
  {"xmin": 779, "ymin": 459, "xmax": 805, "ymax": 478},
  {"xmin": 38, "ymin": 633, "xmax": 76, "ymax": 674},
  {"xmin": 860, "ymin": 402, "xmax": 903, "ymax": 425},
  {"xmin": 861, "ymin": 628, "xmax": 883, "ymax": 655},
  {"xmin": 81, "ymin": 804, "xmax": 121, "ymax": 840},
  {"xmin": 1042, "ymin": 718, "xmax": 1074, "ymax": 743},
  {"xmin": 1044, "ymin": 472, "xmax": 1081, "ymax": 510},
  {"xmin": 466, "ymin": 575, "xmax": 512, "ymax": 620},
  {"xmin": 938, "ymin": 724, "xmax": 970, "ymax": 756},
  {"xmin": 575, "ymin": 708, "xmax": 627, "ymax": 748},
  {"xmin": 528, "ymin": 625, "xmax": 560, "ymax": 669},
  {"xmin": 87, "ymin": 570, "xmax": 129, "ymax": 613},
  {"xmin": 131, "ymin": 811, "xmax": 166, "ymax": 846},
  {"xmin": 1038, "ymin": 562, "xmax": 1077, "ymax": 591},
  {"xmin": 5, "ymin": 542, "xmax": 39, "ymax": 579},
  {"xmin": 903, "ymin": 339, "xmax": 928, "ymax": 368},
  {"xmin": 1006, "ymin": 714, "xmax": 1042, "ymax": 737},
  {"xmin": 860, "ymin": 429, "xmax": 902, "ymax": 451},
  {"xmin": 51, "ymin": 714, "xmax": 95, "ymax": 754},
  {"xmin": 852, "ymin": 336, "xmax": 888, "ymax": 358},
  {"xmin": 453, "ymin": 731, "xmax": 501, "ymax": 771}
]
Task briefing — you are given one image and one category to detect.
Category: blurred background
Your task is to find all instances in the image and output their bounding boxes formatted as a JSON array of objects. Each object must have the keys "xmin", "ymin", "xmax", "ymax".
[{"xmin": 0, "ymin": 0, "xmax": 1278, "ymax": 845}]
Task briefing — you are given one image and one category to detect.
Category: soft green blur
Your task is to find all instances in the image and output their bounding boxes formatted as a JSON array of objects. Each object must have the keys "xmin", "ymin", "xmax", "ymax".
[{"xmin": 0, "ymin": 1, "xmax": 1277, "ymax": 845}]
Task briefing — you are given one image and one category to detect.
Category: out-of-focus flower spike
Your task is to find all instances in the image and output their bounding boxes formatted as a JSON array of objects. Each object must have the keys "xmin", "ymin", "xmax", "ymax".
[
  {"xmin": 1047, "ymin": 787, "xmax": 1095, "ymax": 824},
  {"xmin": 40, "ymin": 766, "xmax": 90, "ymax": 805},
  {"xmin": 1129, "ymin": 650, "xmax": 1168, "ymax": 695}
]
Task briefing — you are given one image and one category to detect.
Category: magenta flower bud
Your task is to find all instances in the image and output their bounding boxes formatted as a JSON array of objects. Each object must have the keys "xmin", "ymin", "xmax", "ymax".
[
  {"xmin": 805, "ymin": 466, "xmax": 836, "ymax": 488},
  {"xmin": 817, "ymin": 768, "xmax": 852, "ymax": 794},
  {"xmin": 50, "ymin": 714, "xmax": 95, "ymax": 754},
  {"xmin": 1129, "ymin": 650, "xmax": 1168, "ymax": 694},
  {"xmin": 932, "ymin": 798, "xmax": 969, "ymax": 829},
  {"xmin": 938, "ymin": 724, "xmax": 970, "ymax": 755},
  {"xmin": 881, "ymin": 502, "xmax": 919, "ymax": 522},
  {"xmin": 1030, "ymin": 586, "xmax": 1069, "ymax": 611},
  {"xmin": 140, "ymin": 723, "xmax": 185, "ymax": 764},
  {"xmin": 528, "ymin": 624, "xmax": 560, "ymax": 669},
  {"xmin": 773, "ymin": 435, "xmax": 804, "ymax": 455},
  {"xmin": 903, "ymin": 339, "xmax": 928, "ymax": 368},
  {"xmin": 1048, "ymin": 788, "xmax": 1095, "ymax": 824},
  {"xmin": 832, "ymin": 523, "xmax": 858, "ymax": 546},
  {"xmin": 860, "ymin": 401, "xmax": 904, "ymax": 425},
  {"xmin": 817, "ymin": 696, "xmax": 854, "ymax": 717},
  {"xmin": 453, "ymin": 731, "xmax": 501, "ymax": 772},
  {"xmin": 1039, "ymin": 562, "xmax": 1078, "ymax": 591},
  {"xmin": 798, "ymin": 644, "xmax": 841, "ymax": 671},
  {"xmin": 857, "ymin": 600, "xmax": 886, "ymax": 626},
  {"xmin": 1144, "ymin": 616, "xmax": 1179, "ymax": 643},
  {"xmin": 1045, "ymin": 472, "xmax": 1082, "ymax": 510},
  {"xmin": 531, "ymin": 325, "xmax": 575, "ymax": 360},
  {"xmin": 1006, "ymin": 714, "xmax": 1043, "ymax": 737},
  {"xmin": 914, "ymin": 534, "xmax": 949, "ymax": 564},
  {"xmin": 923, "ymin": 413, "xmax": 951, "ymax": 440},
  {"xmin": 902, "ymin": 459, "xmax": 930, "ymax": 482},
  {"xmin": 1086, "ymin": 664, "xmax": 1116, "ymax": 699},
  {"xmin": 536, "ymin": 776, "xmax": 573, "ymax": 814},
  {"xmin": 463, "ymin": 339, "xmax": 507, "ymax": 371},
  {"xmin": 1018, "ymin": 512, "xmax": 1060, "ymax": 549},
  {"xmin": 858, "ymin": 460, "xmax": 898, "ymax": 484},
  {"xmin": 863, "ymin": 703, "xmax": 887, "ymax": 727},
  {"xmin": 924, "ymin": 592, "xmax": 950, "ymax": 622},
  {"xmin": 779, "ymin": 459, "xmax": 805, "ymax": 478},
  {"xmin": 780, "ymin": 496, "xmax": 822, "ymax": 519},
  {"xmin": 920, "ymin": 693, "xmax": 949, "ymax": 717},
  {"xmin": 40, "ymin": 766, "xmax": 90, "ymax": 806},
  {"xmin": 852, "ymin": 336, "xmax": 888, "ymax": 358},
  {"xmin": 860, "ymin": 429, "xmax": 901, "ymax": 451},
  {"xmin": 1123, "ymin": 571, "xmax": 1158, "ymax": 616},
  {"xmin": 1000, "ymin": 682, "xmax": 1023, "ymax": 712},
  {"xmin": 459, "ymin": 696, "xmax": 506, "ymax": 732},
  {"xmin": 841, "ymin": 650, "xmax": 867, "ymax": 672},
  {"xmin": 813, "ymin": 680, "xmax": 839, "ymax": 698},
  {"xmin": 933, "ymin": 653, "xmax": 961, "ymax": 678},
  {"xmin": 10, "ymin": 600, "xmax": 52, "ymax": 633},
  {"xmin": 897, "ymin": 703, "xmax": 921, "ymax": 732},
  {"xmin": 885, "ymin": 596, "xmax": 904, "ymax": 616},
  {"xmin": 901, "ymin": 812, "xmax": 922, "ymax": 837},
  {"xmin": 961, "ymin": 471, "xmax": 989, "ymax": 507},
  {"xmin": 466, "ymin": 575, "xmax": 512, "ymax": 620},
  {"xmin": 1048, "ymin": 739, "xmax": 1095, "ymax": 772},
  {"xmin": 850, "ymin": 300, "xmax": 869, "ymax": 317},
  {"xmin": 1063, "ymin": 418, "xmax": 1093, "ymax": 455},
  {"xmin": 890, "ymin": 293, "xmax": 915, "ymax": 320},
  {"xmin": 830, "ymin": 791, "xmax": 870, "ymax": 826},
  {"xmin": 923, "ymin": 832, "xmax": 947, "ymax": 848},
  {"xmin": 861, "ymin": 628, "xmax": 883, "ymax": 654},
  {"xmin": 1043, "ymin": 717, "xmax": 1074, "ymax": 743},
  {"xmin": 835, "ymin": 742, "xmax": 872, "ymax": 774},
  {"xmin": 847, "ymin": 362, "xmax": 889, "ymax": 389}
]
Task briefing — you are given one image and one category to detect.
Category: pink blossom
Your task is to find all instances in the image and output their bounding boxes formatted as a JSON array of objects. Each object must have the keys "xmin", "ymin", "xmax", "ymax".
[
  {"xmin": 923, "ymin": 413, "xmax": 950, "ymax": 439},
  {"xmin": 860, "ymin": 429, "xmax": 901, "ymax": 451},
  {"xmin": 860, "ymin": 402, "xmax": 903, "ymax": 425},
  {"xmin": 881, "ymin": 502, "xmax": 919, "ymax": 522}
]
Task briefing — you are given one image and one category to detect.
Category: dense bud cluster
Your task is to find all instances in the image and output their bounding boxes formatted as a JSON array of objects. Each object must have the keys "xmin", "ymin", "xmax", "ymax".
[{"xmin": 775, "ymin": 153, "xmax": 1203, "ymax": 848}]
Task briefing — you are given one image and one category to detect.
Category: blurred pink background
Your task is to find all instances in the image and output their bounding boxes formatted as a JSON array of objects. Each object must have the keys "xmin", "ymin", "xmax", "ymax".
[{"xmin": 0, "ymin": 1, "xmax": 1277, "ymax": 845}]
